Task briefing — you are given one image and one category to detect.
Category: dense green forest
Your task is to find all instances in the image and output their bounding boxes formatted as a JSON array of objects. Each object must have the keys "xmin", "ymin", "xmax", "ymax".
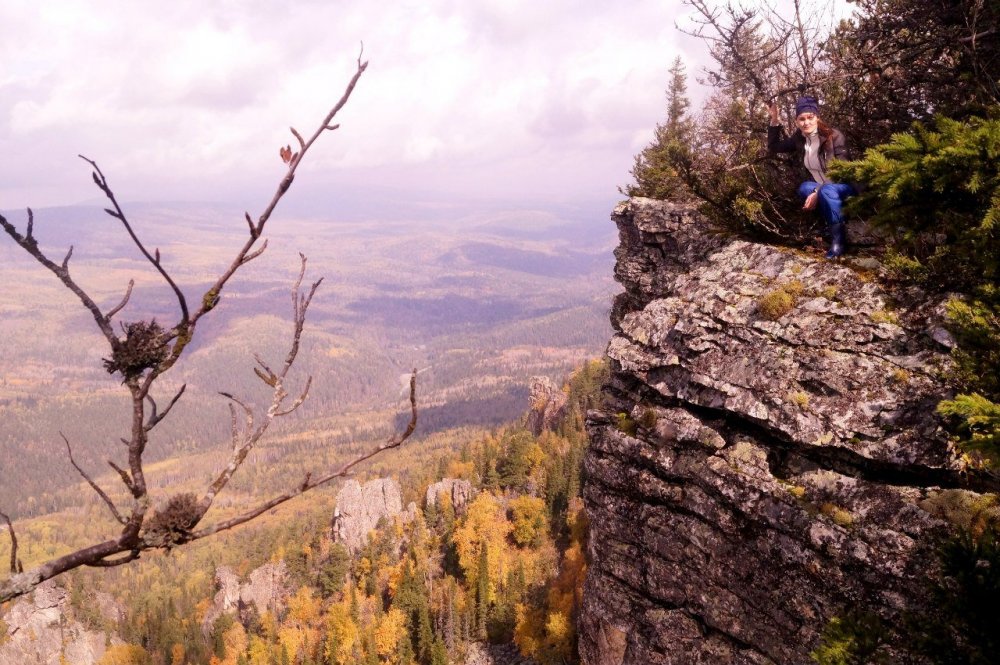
[{"xmin": 2, "ymin": 360, "xmax": 608, "ymax": 665}]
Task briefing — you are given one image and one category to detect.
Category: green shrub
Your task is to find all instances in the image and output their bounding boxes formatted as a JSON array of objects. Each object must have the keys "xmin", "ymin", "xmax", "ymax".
[
  {"xmin": 811, "ymin": 611, "xmax": 889, "ymax": 665},
  {"xmin": 832, "ymin": 111, "xmax": 1000, "ymax": 464},
  {"xmin": 758, "ymin": 288, "xmax": 796, "ymax": 320},
  {"xmin": 830, "ymin": 114, "xmax": 1000, "ymax": 294},
  {"xmin": 614, "ymin": 412, "xmax": 637, "ymax": 436},
  {"xmin": 937, "ymin": 394, "xmax": 1000, "ymax": 465}
]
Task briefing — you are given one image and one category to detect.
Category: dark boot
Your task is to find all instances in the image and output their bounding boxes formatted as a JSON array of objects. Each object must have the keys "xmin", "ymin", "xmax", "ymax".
[{"xmin": 825, "ymin": 222, "xmax": 846, "ymax": 259}]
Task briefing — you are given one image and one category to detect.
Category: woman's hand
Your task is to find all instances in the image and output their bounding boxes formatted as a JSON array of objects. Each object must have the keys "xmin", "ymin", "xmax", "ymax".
[
  {"xmin": 803, "ymin": 191, "xmax": 818, "ymax": 210},
  {"xmin": 767, "ymin": 101, "xmax": 780, "ymax": 126}
]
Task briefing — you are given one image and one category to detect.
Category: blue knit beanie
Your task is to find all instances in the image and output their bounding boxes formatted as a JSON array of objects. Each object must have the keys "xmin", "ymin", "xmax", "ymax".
[{"xmin": 795, "ymin": 96, "xmax": 820, "ymax": 117}]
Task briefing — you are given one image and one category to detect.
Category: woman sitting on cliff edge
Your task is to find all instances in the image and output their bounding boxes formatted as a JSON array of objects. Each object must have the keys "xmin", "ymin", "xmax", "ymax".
[{"xmin": 767, "ymin": 96, "xmax": 856, "ymax": 259}]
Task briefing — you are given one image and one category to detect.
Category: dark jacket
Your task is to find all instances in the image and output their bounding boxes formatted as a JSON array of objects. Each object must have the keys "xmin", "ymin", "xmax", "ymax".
[{"xmin": 767, "ymin": 124, "xmax": 848, "ymax": 180}]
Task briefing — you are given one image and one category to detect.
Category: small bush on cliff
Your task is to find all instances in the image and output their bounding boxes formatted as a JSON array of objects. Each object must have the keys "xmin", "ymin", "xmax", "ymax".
[
  {"xmin": 758, "ymin": 286, "xmax": 798, "ymax": 320},
  {"xmin": 614, "ymin": 412, "xmax": 637, "ymax": 437},
  {"xmin": 831, "ymin": 111, "xmax": 1000, "ymax": 464},
  {"xmin": 627, "ymin": 56, "xmax": 695, "ymax": 202},
  {"xmin": 810, "ymin": 610, "xmax": 889, "ymax": 665},
  {"xmin": 829, "ymin": 113, "xmax": 1000, "ymax": 296}
]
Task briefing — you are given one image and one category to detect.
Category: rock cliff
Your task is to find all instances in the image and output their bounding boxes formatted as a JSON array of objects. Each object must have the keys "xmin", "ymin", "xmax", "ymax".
[
  {"xmin": 0, "ymin": 582, "xmax": 121, "ymax": 665},
  {"xmin": 425, "ymin": 478, "xmax": 475, "ymax": 513},
  {"xmin": 579, "ymin": 198, "xmax": 998, "ymax": 664},
  {"xmin": 333, "ymin": 478, "xmax": 415, "ymax": 553},
  {"xmin": 202, "ymin": 561, "xmax": 290, "ymax": 634},
  {"xmin": 526, "ymin": 376, "xmax": 568, "ymax": 436}
]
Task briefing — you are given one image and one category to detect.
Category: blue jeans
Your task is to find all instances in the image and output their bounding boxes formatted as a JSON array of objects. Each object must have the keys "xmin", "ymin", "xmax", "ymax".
[{"xmin": 797, "ymin": 181, "xmax": 857, "ymax": 226}]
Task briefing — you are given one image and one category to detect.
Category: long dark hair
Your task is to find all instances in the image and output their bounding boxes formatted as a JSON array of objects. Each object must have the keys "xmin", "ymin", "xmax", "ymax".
[{"xmin": 817, "ymin": 119, "xmax": 835, "ymax": 153}]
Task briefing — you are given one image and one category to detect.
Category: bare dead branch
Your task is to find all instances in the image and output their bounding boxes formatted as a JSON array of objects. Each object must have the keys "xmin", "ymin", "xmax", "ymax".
[
  {"xmin": 253, "ymin": 367, "xmax": 278, "ymax": 387},
  {"xmin": 197, "ymin": 263, "xmax": 323, "ymax": 517},
  {"xmin": 290, "ymin": 127, "xmax": 306, "ymax": 150},
  {"xmin": 0, "ymin": 211, "xmax": 118, "ymax": 346},
  {"xmin": 274, "ymin": 376, "xmax": 313, "ymax": 417},
  {"xmin": 61, "ymin": 245, "xmax": 73, "ymax": 270},
  {"xmin": 107, "ymin": 460, "xmax": 136, "ymax": 495},
  {"xmin": 0, "ymin": 52, "xmax": 372, "ymax": 606},
  {"xmin": 186, "ymin": 56, "xmax": 368, "ymax": 336},
  {"xmin": 144, "ymin": 384, "xmax": 187, "ymax": 432},
  {"xmin": 228, "ymin": 403, "xmax": 239, "ymax": 448},
  {"xmin": 61, "ymin": 433, "xmax": 126, "ymax": 525},
  {"xmin": 77, "ymin": 155, "xmax": 189, "ymax": 332},
  {"xmin": 1, "ymin": 512, "xmax": 22, "ymax": 575},
  {"xmin": 191, "ymin": 369, "xmax": 417, "ymax": 541},
  {"xmin": 241, "ymin": 239, "xmax": 269, "ymax": 265},
  {"xmin": 85, "ymin": 550, "xmax": 140, "ymax": 568},
  {"xmin": 79, "ymin": 155, "xmax": 191, "ymax": 327},
  {"xmin": 106, "ymin": 279, "xmax": 135, "ymax": 321},
  {"xmin": 254, "ymin": 353, "xmax": 277, "ymax": 382}
]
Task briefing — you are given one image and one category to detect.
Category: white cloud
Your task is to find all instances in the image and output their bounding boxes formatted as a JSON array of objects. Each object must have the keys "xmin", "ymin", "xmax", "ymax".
[{"xmin": 1, "ymin": 0, "xmax": 709, "ymax": 209}]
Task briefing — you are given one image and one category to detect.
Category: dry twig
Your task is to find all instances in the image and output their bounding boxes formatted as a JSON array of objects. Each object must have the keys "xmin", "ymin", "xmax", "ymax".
[{"xmin": 0, "ymin": 51, "xmax": 415, "ymax": 604}]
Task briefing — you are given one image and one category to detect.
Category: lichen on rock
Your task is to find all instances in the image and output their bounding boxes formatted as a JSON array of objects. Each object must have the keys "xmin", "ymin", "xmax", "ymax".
[{"xmin": 579, "ymin": 198, "xmax": 999, "ymax": 664}]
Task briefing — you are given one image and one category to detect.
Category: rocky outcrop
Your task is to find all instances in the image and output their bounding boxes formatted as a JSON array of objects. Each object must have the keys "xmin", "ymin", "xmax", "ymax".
[
  {"xmin": 425, "ymin": 478, "xmax": 475, "ymax": 513},
  {"xmin": 201, "ymin": 561, "xmax": 290, "ymax": 634},
  {"xmin": 525, "ymin": 376, "xmax": 568, "ymax": 436},
  {"xmin": 464, "ymin": 642, "xmax": 535, "ymax": 665},
  {"xmin": 333, "ymin": 478, "xmax": 408, "ymax": 553},
  {"xmin": 579, "ymin": 198, "xmax": 998, "ymax": 664},
  {"xmin": 0, "ymin": 582, "xmax": 117, "ymax": 665}
]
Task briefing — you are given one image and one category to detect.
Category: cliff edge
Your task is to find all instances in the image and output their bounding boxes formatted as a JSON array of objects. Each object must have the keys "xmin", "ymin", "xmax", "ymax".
[{"xmin": 579, "ymin": 198, "xmax": 997, "ymax": 664}]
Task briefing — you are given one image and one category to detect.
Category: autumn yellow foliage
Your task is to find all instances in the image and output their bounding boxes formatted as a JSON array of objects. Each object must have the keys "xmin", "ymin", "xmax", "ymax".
[
  {"xmin": 324, "ymin": 603, "xmax": 360, "ymax": 665},
  {"xmin": 453, "ymin": 492, "xmax": 512, "ymax": 600},
  {"xmin": 96, "ymin": 644, "xmax": 151, "ymax": 665},
  {"xmin": 514, "ymin": 499, "xmax": 588, "ymax": 664},
  {"xmin": 375, "ymin": 607, "xmax": 408, "ymax": 659}
]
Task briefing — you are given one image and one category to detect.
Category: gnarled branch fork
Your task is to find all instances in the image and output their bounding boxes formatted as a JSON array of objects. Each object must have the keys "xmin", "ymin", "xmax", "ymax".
[{"xmin": 0, "ymin": 51, "xmax": 416, "ymax": 605}]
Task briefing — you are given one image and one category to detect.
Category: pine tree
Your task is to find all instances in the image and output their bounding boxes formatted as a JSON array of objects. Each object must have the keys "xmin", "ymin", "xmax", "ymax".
[
  {"xmin": 430, "ymin": 637, "xmax": 449, "ymax": 665},
  {"xmin": 476, "ymin": 546, "xmax": 490, "ymax": 640},
  {"xmin": 416, "ymin": 602, "xmax": 434, "ymax": 664},
  {"xmin": 665, "ymin": 56, "xmax": 691, "ymax": 139},
  {"xmin": 397, "ymin": 633, "xmax": 415, "ymax": 665},
  {"xmin": 628, "ymin": 56, "xmax": 695, "ymax": 201}
]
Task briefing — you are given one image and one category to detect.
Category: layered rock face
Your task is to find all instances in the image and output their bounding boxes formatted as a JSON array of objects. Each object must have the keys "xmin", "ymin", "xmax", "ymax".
[
  {"xmin": 526, "ymin": 376, "xmax": 568, "ymax": 436},
  {"xmin": 0, "ymin": 582, "xmax": 121, "ymax": 665},
  {"xmin": 333, "ymin": 478, "xmax": 415, "ymax": 553},
  {"xmin": 425, "ymin": 478, "xmax": 475, "ymax": 513},
  {"xmin": 201, "ymin": 561, "xmax": 290, "ymax": 635},
  {"xmin": 579, "ymin": 198, "xmax": 997, "ymax": 664}
]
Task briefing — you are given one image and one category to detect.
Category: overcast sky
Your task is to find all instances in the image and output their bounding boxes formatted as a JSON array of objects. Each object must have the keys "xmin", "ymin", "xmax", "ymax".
[
  {"xmin": 0, "ymin": 1, "xmax": 848, "ymax": 216},
  {"xmin": 0, "ymin": 0, "xmax": 712, "ymax": 213}
]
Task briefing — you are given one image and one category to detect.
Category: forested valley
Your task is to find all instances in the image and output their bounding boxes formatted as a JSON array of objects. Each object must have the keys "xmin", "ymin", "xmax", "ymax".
[{"xmin": 2, "ymin": 360, "xmax": 607, "ymax": 665}]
